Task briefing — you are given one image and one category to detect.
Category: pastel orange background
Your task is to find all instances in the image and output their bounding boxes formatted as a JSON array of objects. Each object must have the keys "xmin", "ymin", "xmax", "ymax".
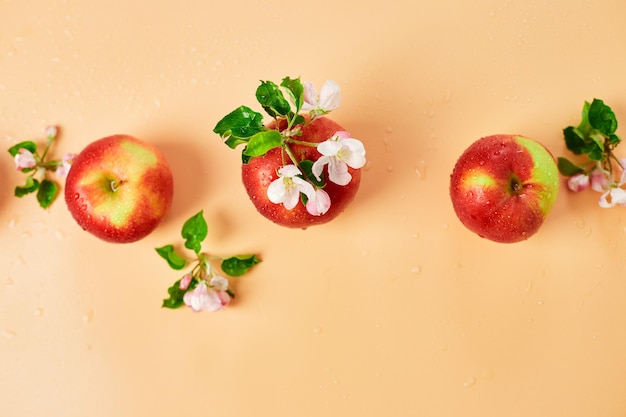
[{"xmin": 3, "ymin": 1, "xmax": 626, "ymax": 416}]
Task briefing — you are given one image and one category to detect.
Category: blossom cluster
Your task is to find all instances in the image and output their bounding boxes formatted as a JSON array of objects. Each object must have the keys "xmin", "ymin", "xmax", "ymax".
[
  {"xmin": 157, "ymin": 210, "xmax": 260, "ymax": 313},
  {"xmin": 8, "ymin": 125, "xmax": 75, "ymax": 208},
  {"xmin": 566, "ymin": 161, "xmax": 626, "ymax": 208},
  {"xmin": 213, "ymin": 77, "xmax": 367, "ymax": 217}
]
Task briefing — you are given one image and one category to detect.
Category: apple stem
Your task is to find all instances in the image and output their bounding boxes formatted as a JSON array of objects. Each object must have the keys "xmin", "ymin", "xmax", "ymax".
[{"xmin": 110, "ymin": 179, "xmax": 124, "ymax": 192}]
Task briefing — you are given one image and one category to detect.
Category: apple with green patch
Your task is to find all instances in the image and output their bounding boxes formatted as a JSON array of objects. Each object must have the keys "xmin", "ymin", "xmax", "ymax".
[
  {"xmin": 64, "ymin": 134, "xmax": 174, "ymax": 243},
  {"xmin": 449, "ymin": 134, "xmax": 559, "ymax": 243}
]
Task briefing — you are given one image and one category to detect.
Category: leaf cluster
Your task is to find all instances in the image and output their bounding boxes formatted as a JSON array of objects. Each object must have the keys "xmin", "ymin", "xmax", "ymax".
[
  {"xmin": 212, "ymin": 77, "xmax": 306, "ymax": 163},
  {"xmin": 558, "ymin": 99, "xmax": 621, "ymax": 176}
]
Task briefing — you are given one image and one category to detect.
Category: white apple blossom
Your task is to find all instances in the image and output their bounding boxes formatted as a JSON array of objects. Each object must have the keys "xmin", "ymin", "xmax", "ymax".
[
  {"xmin": 301, "ymin": 80, "xmax": 341, "ymax": 115},
  {"xmin": 183, "ymin": 281, "xmax": 231, "ymax": 312},
  {"xmin": 209, "ymin": 275, "xmax": 229, "ymax": 291},
  {"xmin": 312, "ymin": 131, "xmax": 366, "ymax": 186},
  {"xmin": 267, "ymin": 164, "xmax": 315, "ymax": 210},
  {"xmin": 14, "ymin": 148, "xmax": 37, "ymax": 170}
]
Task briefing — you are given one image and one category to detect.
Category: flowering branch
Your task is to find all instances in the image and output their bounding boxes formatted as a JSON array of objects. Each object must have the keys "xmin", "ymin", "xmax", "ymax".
[
  {"xmin": 7, "ymin": 125, "xmax": 75, "ymax": 209},
  {"xmin": 558, "ymin": 99, "xmax": 626, "ymax": 207},
  {"xmin": 156, "ymin": 210, "xmax": 261, "ymax": 313}
]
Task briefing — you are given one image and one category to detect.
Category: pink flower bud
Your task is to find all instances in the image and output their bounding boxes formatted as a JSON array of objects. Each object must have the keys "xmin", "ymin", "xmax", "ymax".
[
  {"xmin": 566, "ymin": 173, "xmax": 590, "ymax": 192},
  {"xmin": 14, "ymin": 148, "xmax": 37, "ymax": 170},
  {"xmin": 179, "ymin": 274, "xmax": 192, "ymax": 290},
  {"xmin": 590, "ymin": 169, "xmax": 610, "ymax": 192}
]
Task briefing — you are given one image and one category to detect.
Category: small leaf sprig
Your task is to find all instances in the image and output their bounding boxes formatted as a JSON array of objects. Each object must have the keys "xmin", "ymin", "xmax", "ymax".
[
  {"xmin": 213, "ymin": 76, "xmax": 366, "ymax": 216},
  {"xmin": 7, "ymin": 125, "xmax": 75, "ymax": 208},
  {"xmin": 156, "ymin": 210, "xmax": 261, "ymax": 313},
  {"xmin": 558, "ymin": 98, "xmax": 626, "ymax": 207}
]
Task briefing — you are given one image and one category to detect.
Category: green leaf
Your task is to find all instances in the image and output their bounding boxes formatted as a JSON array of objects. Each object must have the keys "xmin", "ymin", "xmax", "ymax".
[
  {"xmin": 14, "ymin": 177, "xmax": 40, "ymax": 197},
  {"xmin": 280, "ymin": 76, "xmax": 304, "ymax": 114},
  {"xmin": 213, "ymin": 106, "xmax": 265, "ymax": 146},
  {"xmin": 8, "ymin": 140, "xmax": 37, "ymax": 157},
  {"xmin": 243, "ymin": 130, "xmax": 282, "ymax": 157},
  {"xmin": 587, "ymin": 132, "xmax": 606, "ymax": 160},
  {"xmin": 588, "ymin": 98, "xmax": 617, "ymax": 135},
  {"xmin": 155, "ymin": 245, "xmax": 187, "ymax": 270},
  {"xmin": 221, "ymin": 254, "xmax": 261, "ymax": 277},
  {"xmin": 563, "ymin": 126, "xmax": 586, "ymax": 155},
  {"xmin": 299, "ymin": 159, "xmax": 324, "ymax": 187},
  {"xmin": 557, "ymin": 157, "xmax": 585, "ymax": 176},
  {"xmin": 608, "ymin": 133, "xmax": 622, "ymax": 147},
  {"xmin": 181, "ymin": 210, "xmax": 208, "ymax": 254},
  {"xmin": 36, "ymin": 179, "xmax": 58, "ymax": 208},
  {"xmin": 256, "ymin": 80, "xmax": 291, "ymax": 118},
  {"xmin": 162, "ymin": 279, "xmax": 187, "ymax": 309}
]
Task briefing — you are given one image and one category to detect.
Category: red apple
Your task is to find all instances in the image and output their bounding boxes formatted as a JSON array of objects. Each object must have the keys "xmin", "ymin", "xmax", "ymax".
[
  {"xmin": 242, "ymin": 116, "xmax": 362, "ymax": 229},
  {"xmin": 449, "ymin": 134, "xmax": 559, "ymax": 243},
  {"xmin": 64, "ymin": 134, "xmax": 174, "ymax": 243}
]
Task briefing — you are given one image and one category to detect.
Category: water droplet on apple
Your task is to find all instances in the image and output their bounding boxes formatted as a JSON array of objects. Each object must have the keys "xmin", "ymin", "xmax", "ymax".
[
  {"xmin": 313, "ymin": 327, "xmax": 322, "ymax": 334},
  {"xmin": 73, "ymin": 193, "xmax": 80, "ymax": 200},
  {"xmin": 411, "ymin": 266, "xmax": 421, "ymax": 274},
  {"xmin": 34, "ymin": 307, "xmax": 44, "ymax": 317}
]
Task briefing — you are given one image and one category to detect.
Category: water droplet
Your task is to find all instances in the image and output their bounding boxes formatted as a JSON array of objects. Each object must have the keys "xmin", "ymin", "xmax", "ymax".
[
  {"xmin": 313, "ymin": 327, "xmax": 321, "ymax": 334},
  {"xmin": 82, "ymin": 310, "xmax": 94, "ymax": 324},
  {"xmin": 386, "ymin": 165, "xmax": 394, "ymax": 173},
  {"xmin": 537, "ymin": 300, "xmax": 544, "ymax": 305},
  {"xmin": 55, "ymin": 229, "xmax": 67, "ymax": 240},
  {"xmin": 1, "ymin": 329, "xmax": 17, "ymax": 339},
  {"xmin": 20, "ymin": 231, "xmax": 32, "ymax": 239},
  {"xmin": 411, "ymin": 232, "xmax": 420, "ymax": 239},
  {"xmin": 463, "ymin": 376, "xmax": 477, "ymax": 388},
  {"xmin": 524, "ymin": 280, "xmax": 533, "ymax": 292},
  {"xmin": 73, "ymin": 193, "xmax": 80, "ymax": 200},
  {"xmin": 8, "ymin": 214, "xmax": 19, "ymax": 228},
  {"xmin": 385, "ymin": 126, "xmax": 393, "ymax": 133},
  {"xmin": 34, "ymin": 307, "xmax": 44, "ymax": 317},
  {"xmin": 415, "ymin": 160, "xmax": 428, "ymax": 179},
  {"xmin": 411, "ymin": 266, "xmax": 421, "ymax": 274}
]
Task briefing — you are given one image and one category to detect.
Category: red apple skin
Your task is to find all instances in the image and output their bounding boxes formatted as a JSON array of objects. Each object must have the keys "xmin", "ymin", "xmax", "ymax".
[
  {"xmin": 449, "ymin": 134, "xmax": 559, "ymax": 243},
  {"xmin": 241, "ymin": 117, "xmax": 362, "ymax": 229},
  {"xmin": 64, "ymin": 135, "xmax": 174, "ymax": 243}
]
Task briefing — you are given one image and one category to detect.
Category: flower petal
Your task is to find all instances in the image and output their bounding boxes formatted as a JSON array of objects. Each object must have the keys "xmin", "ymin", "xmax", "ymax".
[
  {"xmin": 312, "ymin": 155, "xmax": 329, "ymax": 181},
  {"xmin": 301, "ymin": 81, "xmax": 318, "ymax": 111},
  {"xmin": 306, "ymin": 189, "xmax": 331, "ymax": 216},
  {"xmin": 567, "ymin": 173, "xmax": 589, "ymax": 192},
  {"xmin": 210, "ymin": 275, "xmax": 229, "ymax": 291},
  {"xmin": 328, "ymin": 159, "xmax": 352, "ymax": 186},
  {"xmin": 318, "ymin": 80, "xmax": 341, "ymax": 111},
  {"xmin": 267, "ymin": 178, "xmax": 288, "ymax": 204},
  {"xmin": 340, "ymin": 138, "xmax": 367, "ymax": 169},
  {"xmin": 599, "ymin": 187, "xmax": 626, "ymax": 208},
  {"xmin": 278, "ymin": 164, "xmax": 301, "ymax": 178},
  {"xmin": 317, "ymin": 140, "xmax": 342, "ymax": 156}
]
